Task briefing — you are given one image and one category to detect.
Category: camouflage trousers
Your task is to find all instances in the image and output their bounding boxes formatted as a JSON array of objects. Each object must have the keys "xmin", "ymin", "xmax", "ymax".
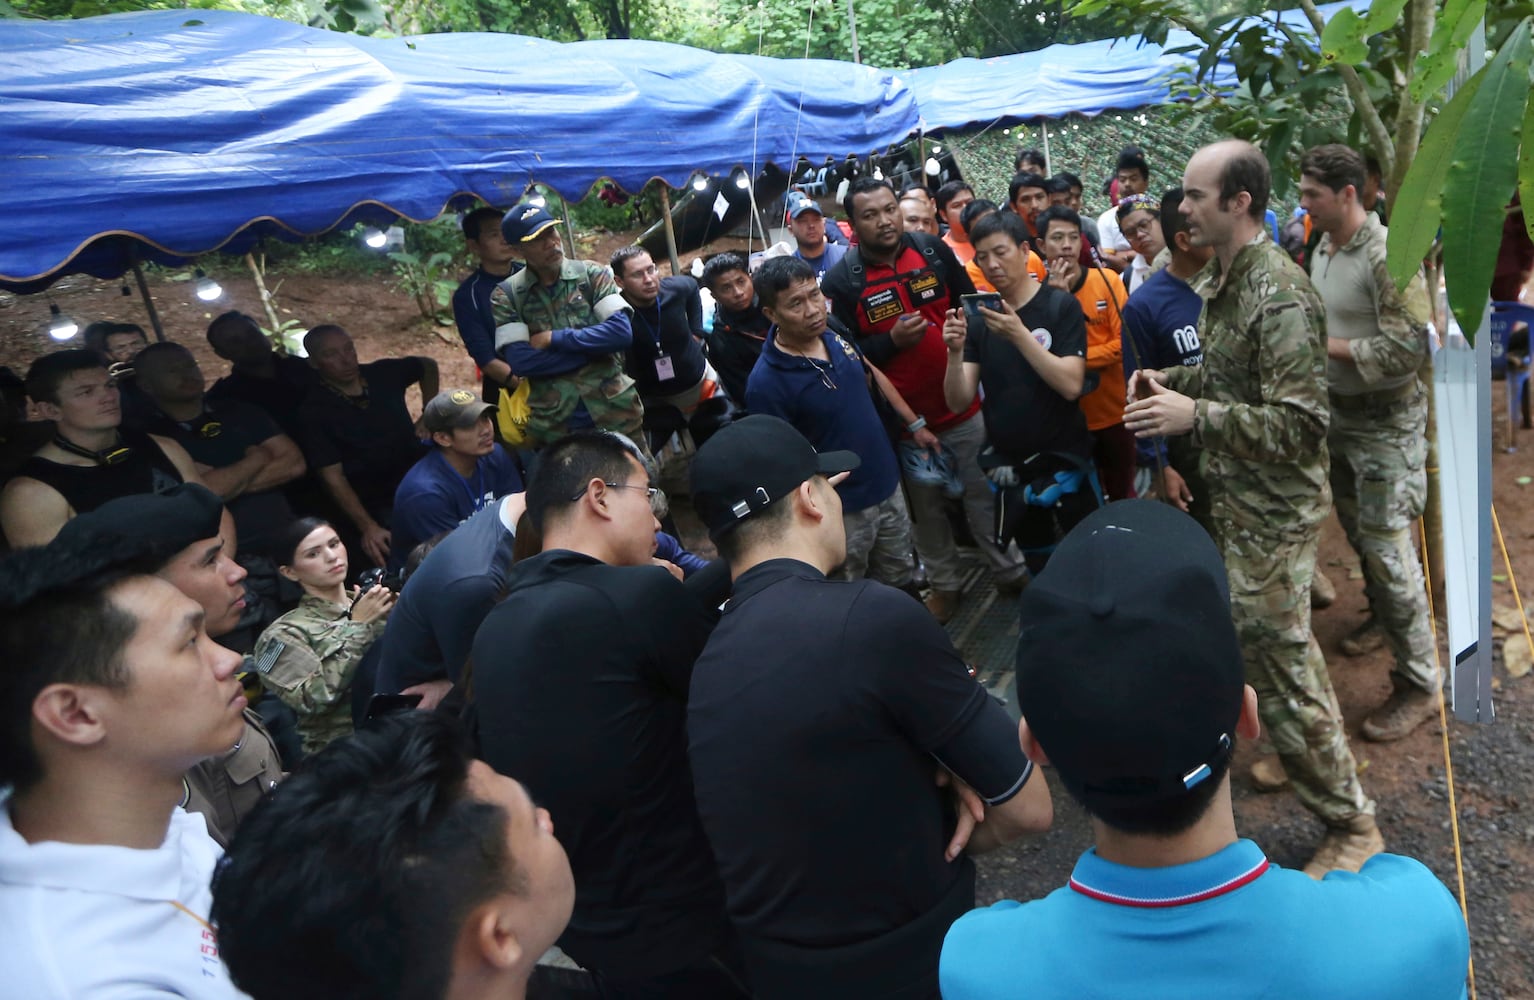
[
  {"xmin": 841, "ymin": 486, "xmax": 916, "ymax": 586},
  {"xmin": 524, "ymin": 357, "xmax": 645, "ymax": 448},
  {"xmin": 1213, "ymin": 520, "xmax": 1375, "ymax": 825},
  {"xmin": 1330, "ymin": 387, "xmax": 1438, "ymax": 694}
]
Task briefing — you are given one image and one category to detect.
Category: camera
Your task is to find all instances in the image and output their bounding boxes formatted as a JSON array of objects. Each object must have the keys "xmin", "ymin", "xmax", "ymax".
[{"xmin": 356, "ymin": 567, "xmax": 401, "ymax": 594}]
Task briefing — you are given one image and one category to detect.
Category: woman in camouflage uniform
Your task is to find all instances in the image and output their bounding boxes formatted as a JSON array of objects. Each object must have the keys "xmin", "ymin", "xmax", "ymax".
[{"xmin": 253, "ymin": 518, "xmax": 395, "ymax": 754}]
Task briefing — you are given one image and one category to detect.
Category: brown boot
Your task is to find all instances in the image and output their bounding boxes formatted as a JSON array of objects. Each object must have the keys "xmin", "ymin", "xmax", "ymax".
[
  {"xmin": 994, "ymin": 573, "xmax": 1030, "ymax": 598},
  {"xmin": 1361, "ymin": 680, "xmax": 1439, "ymax": 742},
  {"xmin": 1339, "ymin": 617, "xmax": 1385, "ymax": 657},
  {"xmin": 1311, "ymin": 571, "xmax": 1336, "ymax": 609},
  {"xmin": 924, "ymin": 589, "xmax": 961, "ymax": 625},
  {"xmin": 1249, "ymin": 755, "xmax": 1289, "ymax": 792},
  {"xmin": 1303, "ymin": 814, "xmax": 1384, "ymax": 878}
]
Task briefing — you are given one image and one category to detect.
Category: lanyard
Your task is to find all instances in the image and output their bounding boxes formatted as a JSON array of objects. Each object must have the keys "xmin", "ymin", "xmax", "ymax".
[{"xmin": 632, "ymin": 303, "xmax": 665, "ymax": 354}]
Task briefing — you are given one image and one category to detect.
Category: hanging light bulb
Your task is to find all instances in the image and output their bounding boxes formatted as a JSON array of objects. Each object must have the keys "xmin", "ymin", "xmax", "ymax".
[
  {"xmin": 924, "ymin": 158, "xmax": 941, "ymax": 176},
  {"xmin": 362, "ymin": 227, "xmax": 388, "ymax": 249},
  {"xmin": 528, "ymin": 194, "xmax": 547, "ymax": 209},
  {"xmin": 873, "ymin": 168, "xmax": 884, "ymax": 180},
  {"xmin": 931, "ymin": 144, "xmax": 942, "ymax": 153},
  {"xmin": 733, "ymin": 171, "xmax": 750, "ymax": 190},
  {"xmin": 691, "ymin": 174, "xmax": 709, "ymax": 192},
  {"xmin": 194, "ymin": 269, "xmax": 223, "ymax": 302},
  {"xmin": 44, "ymin": 303, "xmax": 78, "ymax": 342}
]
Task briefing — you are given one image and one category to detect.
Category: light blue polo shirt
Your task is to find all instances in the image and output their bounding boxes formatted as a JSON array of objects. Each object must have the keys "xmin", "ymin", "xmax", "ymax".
[{"xmin": 940, "ymin": 838, "xmax": 1469, "ymax": 999}]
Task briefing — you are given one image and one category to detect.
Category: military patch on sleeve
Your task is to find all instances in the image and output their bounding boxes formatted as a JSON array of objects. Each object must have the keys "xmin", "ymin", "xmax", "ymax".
[{"xmin": 254, "ymin": 640, "xmax": 285, "ymax": 675}]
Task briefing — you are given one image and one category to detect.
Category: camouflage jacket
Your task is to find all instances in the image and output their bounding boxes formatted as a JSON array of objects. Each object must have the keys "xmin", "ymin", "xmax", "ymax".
[
  {"xmin": 1164, "ymin": 233, "xmax": 1331, "ymax": 536},
  {"xmin": 1312, "ymin": 213, "xmax": 1430, "ymax": 395},
  {"xmin": 253, "ymin": 593, "xmax": 384, "ymax": 755},
  {"xmin": 490, "ymin": 259, "xmax": 643, "ymax": 444}
]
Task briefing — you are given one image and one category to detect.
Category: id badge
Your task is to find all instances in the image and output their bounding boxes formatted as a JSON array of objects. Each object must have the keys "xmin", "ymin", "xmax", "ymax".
[{"xmin": 654, "ymin": 355, "xmax": 675, "ymax": 380}]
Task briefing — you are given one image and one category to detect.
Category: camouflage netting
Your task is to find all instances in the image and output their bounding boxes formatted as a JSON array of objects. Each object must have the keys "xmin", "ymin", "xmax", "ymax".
[{"xmin": 938, "ymin": 104, "xmax": 1297, "ymax": 222}]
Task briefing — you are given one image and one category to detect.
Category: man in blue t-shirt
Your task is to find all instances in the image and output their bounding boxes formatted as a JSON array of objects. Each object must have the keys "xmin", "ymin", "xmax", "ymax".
[
  {"xmin": 787, "ymin": 192, "xmax": 848, "ymax": 282},
  {"xmin": 450, "ymin": 207, "xmax": 523, "ymax": 409},
  {"xmin": 746, "ymin": 256, "xmax": 931, "ymax": 589},
  {"xmin": 1120, "ymin": 187, "xmax": 1210, "ymax": 511},
  {"xmin": 939, "ymin": 500, "xmax": 1471, "ymax": 1000},
  {"xmin": 390, "ymin": 390, "xmax": 525, "ymax": 572}
]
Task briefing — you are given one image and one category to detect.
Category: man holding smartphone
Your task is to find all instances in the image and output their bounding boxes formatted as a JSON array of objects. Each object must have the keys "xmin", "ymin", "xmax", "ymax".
[{"xmin": 943, "ymin": 212, "xmax": 1094, "ymax": 572}]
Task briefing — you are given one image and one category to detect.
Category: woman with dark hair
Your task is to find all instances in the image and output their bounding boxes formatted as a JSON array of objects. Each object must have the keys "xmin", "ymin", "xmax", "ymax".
[{"xmin": 253, "ymin": 517, "xmax": 395, "ymax": 754}]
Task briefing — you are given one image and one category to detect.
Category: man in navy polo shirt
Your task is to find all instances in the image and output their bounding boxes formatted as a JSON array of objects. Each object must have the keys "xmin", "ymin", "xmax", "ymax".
[
  {"xmin": 940, "ymin": 499, "xmax": 1470, "ymax": 1000},
  {"xmin": 686, "ymin": 415, "xmax": 1051, "ymax": 999},
  {"xmin": 1120, "ymin": 188, "xmax": 1209, "ymax": 510},
  {"xmin": 390, "ymin": 389, "xmax": 524, "ymax": 572},
  {"xmin": 746, "ymin": 255, "xmax": 931, "ymax": 588}
]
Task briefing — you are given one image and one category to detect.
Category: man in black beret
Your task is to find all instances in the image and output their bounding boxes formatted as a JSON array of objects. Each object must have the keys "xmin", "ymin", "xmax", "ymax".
[{"xmin": 59, "ymin": 484, "xmax": 284, "ymax": 846}]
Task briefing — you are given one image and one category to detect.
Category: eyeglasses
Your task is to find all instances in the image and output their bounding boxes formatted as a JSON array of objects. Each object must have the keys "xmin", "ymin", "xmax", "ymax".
[
  {"xmin": 570, "ymin": 481, "xmax": 667, "ymax": 517},
  {"xmin": 806, "ymin": 358, "xmax": 837, "ymax": 391},
  {"xmin": 1123, "ymin": 218, "xmax": 1157, "ymax": 239}
]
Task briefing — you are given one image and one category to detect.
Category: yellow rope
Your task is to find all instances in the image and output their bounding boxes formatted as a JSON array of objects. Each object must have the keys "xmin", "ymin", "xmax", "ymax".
[
  {"xmin": 1491, "ymin": 505, "xmax": 1534, "ymax": 666},
  {"xmin": 1418, "ymin": 517, "xmax": 1475, "ymax": 1000}
]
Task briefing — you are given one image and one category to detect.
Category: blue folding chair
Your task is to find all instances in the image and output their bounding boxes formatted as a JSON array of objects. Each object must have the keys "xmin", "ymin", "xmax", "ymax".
[{"xmin": 1490, "ymin": 301, "xmax": 1534, "ymax": 450}]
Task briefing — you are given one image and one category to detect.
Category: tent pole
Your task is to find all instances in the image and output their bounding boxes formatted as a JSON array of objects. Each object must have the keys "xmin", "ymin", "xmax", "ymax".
[
  {"xmin": 658, "ymin": 185, "xmax": 683, "ymax": 276},
  {"xmin": 129, "ymin": 258, "xmax": 167, "ymax": 343},
  {"xmin": 559, "ymin": 197, "xmax": 577, "ymax": 260},
  {"xmin": 1040, "ymin": 121, "xmax": 1051, "ymax": 174}
]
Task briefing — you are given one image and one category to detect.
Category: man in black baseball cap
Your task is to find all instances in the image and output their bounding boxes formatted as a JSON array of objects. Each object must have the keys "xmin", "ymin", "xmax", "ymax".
[
  {"xmin": 939, "ymin": 500, "xmax": 1471, "ymax": 999},
  {"xmin": 686, "ymin": 415, "xmax": 1051, "ymax": 999}
]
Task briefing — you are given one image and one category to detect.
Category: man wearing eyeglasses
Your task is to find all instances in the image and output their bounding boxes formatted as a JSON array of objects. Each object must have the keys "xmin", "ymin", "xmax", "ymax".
[{"xmin": 468, "ymin": 429, "xmax": 747, "ymax": 998}]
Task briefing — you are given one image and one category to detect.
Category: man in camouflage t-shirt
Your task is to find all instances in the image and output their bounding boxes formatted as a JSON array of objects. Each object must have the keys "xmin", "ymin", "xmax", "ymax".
[{"xmin": 1124, "ymin": 141, "xmax": 1380, "ymax": 880}]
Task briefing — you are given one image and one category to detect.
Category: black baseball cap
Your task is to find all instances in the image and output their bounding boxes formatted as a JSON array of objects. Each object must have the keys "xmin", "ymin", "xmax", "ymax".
[
  {"xmin": 1015, "ymin": 499, "xmax": 1244, "ymax": 813},
  {"xmin": 57, "ymin": 483, "xmax": 225, "ymax": 569},
  {"xmin": 501, "ymin": 201, "xmax": 561, "ymax": 244},
  {"xmin": 689, "ymin": 415, "xmax": 860, "ymax": 540}
]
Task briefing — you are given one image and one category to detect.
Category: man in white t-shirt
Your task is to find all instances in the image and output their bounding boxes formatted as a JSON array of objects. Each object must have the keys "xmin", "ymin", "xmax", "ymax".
[{"xmin": 0, "ymin": 529, "xmax": 250, "ymax": 998}]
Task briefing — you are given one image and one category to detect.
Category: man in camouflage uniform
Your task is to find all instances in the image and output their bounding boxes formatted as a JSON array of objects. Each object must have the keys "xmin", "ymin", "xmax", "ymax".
[
  {"xmin": 1124, "ymin": 140, "xmax": 1381, "ymax": 877},
  {"xmin": 491, "ymin": 202, "xmax": 644, "ymax": 447},
  {"xmin": 1300, "ymin": 144, "xmax": 1439, "ymax": 743}
]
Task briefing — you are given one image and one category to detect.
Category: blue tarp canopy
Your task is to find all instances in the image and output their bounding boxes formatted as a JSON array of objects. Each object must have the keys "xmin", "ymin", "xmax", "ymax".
[
  {"xmin": 900, "ymin": 2, "xmax": 1355, "ymax": 133},
  {"xmin": 0, "ymin": 4, "xmax": 1354, "ymax": 292},
  {"xmin": 0, "ymin": 11, "xmax": 915, "ymax": 291}
]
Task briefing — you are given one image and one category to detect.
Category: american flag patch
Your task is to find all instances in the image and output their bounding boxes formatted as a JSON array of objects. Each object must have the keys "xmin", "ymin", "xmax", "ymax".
[{"xmin": 254, "ymin": 640, "xmax": 285, "ymax": 674}]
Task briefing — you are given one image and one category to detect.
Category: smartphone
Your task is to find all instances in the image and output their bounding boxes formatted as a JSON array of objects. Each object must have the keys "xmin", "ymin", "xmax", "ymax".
[
  {"xmin": 960, "ymin": 293, "xmax": 1004, "ymax": 321},
  {"xmin": 363, "ymin": 692, "xmax": 423, "ymax": 722}
]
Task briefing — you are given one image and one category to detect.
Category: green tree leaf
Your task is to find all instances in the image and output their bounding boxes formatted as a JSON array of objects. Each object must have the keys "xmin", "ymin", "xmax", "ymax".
[
  {"xmin": 1321, "ymin": 8, "xmax": 1369, "ymax": 64},
  {"xmin": 1441, "ymin": 16, "xmax": 1532, "ymax": 339},
  {"xmin": 1386, "ymin": 70, "xmax": 1480, "ymax": 293},
  {"xmin": 1522, "ymin": 83, "xmax": 1534, "ymax": 245},
  {"xmin": 1411, "ymin": 0, "xmax": 1487, "ymax": 102}
]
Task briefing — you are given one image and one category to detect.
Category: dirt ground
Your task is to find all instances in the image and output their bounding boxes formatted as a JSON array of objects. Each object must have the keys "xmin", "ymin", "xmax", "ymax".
[{"xmin": 4, "ymin": 256, "xmax": 1533, "ymax": 996}]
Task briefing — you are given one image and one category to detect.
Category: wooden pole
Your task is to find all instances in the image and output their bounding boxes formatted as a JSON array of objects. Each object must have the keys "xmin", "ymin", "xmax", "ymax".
[
  {"xmin": 658, "ymin": 185, "xmax": 683, "ymax": 276},
  {"xmin": 129, "ymin": 259, "xmax": 167, "ymax": 342}
]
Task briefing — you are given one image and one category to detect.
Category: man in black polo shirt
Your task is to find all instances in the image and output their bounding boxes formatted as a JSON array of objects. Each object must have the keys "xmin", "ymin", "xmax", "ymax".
[
  {"xmin": 132, "ymin": 342, "xmax": 306, "ymax": 557},
  {"xmin": 686, "ymin": 415, "xmax": 1052, "ymax": 999},
  {"xmin": 701, "ymin": 252, "xmax": 770, "ymax": 408},
  {"xmin": 611, "ymin": 246, "xmax": 709, "ymax": 416},
  {"xmin": 470, "ymin": 430, "xmax": 745, "ymax": 998},
  {"xmin": 205, "ymin": 311, "xmax": 319, "ymax": 442},
  {"xmin": 297, "ymin": 324, "xmax": 437, "ymax": 571}
]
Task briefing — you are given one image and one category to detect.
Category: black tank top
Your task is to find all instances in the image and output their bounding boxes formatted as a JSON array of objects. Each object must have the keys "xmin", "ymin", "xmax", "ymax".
[{"xmin": 18, "ymin": 428, "xmax": 185, "ymax": 514}]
